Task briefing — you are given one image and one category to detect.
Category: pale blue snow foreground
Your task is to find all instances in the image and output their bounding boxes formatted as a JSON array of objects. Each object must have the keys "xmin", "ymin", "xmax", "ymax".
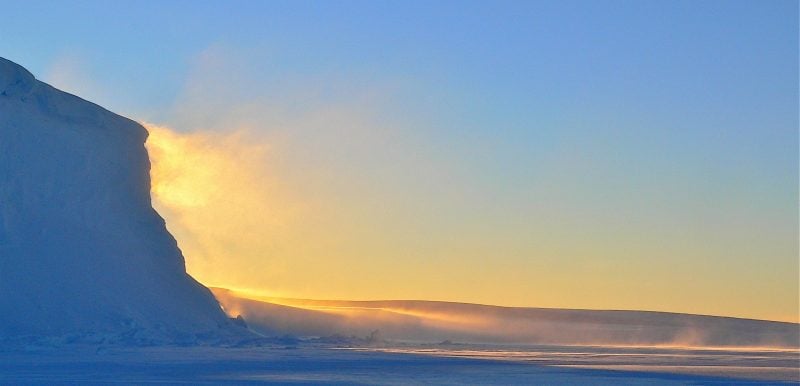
[{"xmin": 0, "ymin": 343, "xmax": 796, "ymax": 385}]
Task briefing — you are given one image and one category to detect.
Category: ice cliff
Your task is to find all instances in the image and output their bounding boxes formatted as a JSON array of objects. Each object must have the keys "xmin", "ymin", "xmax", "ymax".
[{"xmin": 0, "ymin": 57, "xmax": 238, "ymax": 344}]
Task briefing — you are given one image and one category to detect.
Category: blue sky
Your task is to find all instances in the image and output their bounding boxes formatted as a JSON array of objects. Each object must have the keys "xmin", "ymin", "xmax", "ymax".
[{"xmin": 2, "ymin": 1, "xmax": 798, "ymax": 320}]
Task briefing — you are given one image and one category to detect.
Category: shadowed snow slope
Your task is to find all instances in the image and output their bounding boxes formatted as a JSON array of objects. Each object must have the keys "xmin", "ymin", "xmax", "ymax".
[
  {"xmin": 0, "ymin": 57, "xmax": 238, "ymax": 344},
  {"xmin": 212, "ymin": 288, "xmax": 800, "ymax": 348}
]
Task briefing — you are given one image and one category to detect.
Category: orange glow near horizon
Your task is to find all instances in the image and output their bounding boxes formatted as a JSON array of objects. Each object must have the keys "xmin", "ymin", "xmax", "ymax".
[
  {"xmin": 144, "ymin": 122, "xmax": 799, "ymax": 324},
  {"xmin": 230, "ymin": 295, "xmax": 496, "ymax": 331}
]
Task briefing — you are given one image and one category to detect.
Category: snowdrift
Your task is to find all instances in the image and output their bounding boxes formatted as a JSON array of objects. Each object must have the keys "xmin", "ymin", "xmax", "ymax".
[
  {"xmin": 212, "ymin": 288, "xmax": 800, "ymax": 348},
  {"xmin": 0, "ymin": 57, "xmax": 241, "ymax": 344}
]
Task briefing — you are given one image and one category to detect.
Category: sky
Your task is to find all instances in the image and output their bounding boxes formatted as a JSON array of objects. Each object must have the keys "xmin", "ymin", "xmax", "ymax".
[{"xmin": 1, "ymin": 0, "xmax": 797, "ymax": 322}]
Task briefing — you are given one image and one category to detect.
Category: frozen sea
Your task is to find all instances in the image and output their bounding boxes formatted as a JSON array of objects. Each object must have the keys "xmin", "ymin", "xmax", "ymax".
[{"xmin": 1, "ymin": 342, "xmax": 797, "ymax": 385}]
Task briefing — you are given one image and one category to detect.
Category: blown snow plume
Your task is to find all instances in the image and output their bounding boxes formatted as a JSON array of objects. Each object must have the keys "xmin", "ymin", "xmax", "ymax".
[
  {"xmin": 213, "ymin": 289, "xmax": 800, "ymax": 349},
  {"xmin": 0, "ymin": 57, "xmax": 245, "ymax": 344}
]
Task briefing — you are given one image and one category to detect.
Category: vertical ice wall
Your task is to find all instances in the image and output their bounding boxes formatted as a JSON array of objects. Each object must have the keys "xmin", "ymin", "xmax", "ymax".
[{"xmin": 0, "ymin": 57, "xmax": 234, "ymax": 343}]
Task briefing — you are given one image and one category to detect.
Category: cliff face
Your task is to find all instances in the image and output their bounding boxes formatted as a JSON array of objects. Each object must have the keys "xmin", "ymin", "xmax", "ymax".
[{"xmin": 0, "ymin": 57, "xmax": 233, "ymax": 343}]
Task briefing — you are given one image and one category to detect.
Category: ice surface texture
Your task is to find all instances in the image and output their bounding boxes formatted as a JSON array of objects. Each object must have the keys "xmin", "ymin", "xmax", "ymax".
[{"xmin": 0, "ymin": 57, "xmax": 235, "ymax": 344}]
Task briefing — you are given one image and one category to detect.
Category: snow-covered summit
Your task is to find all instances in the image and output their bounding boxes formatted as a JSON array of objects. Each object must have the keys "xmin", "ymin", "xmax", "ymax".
[
  {"xmin": 0, "ymin": 57, "xmax": 35, "ymax": 98},
  {"xmin": 0, "ymin": 57, "xmax": 243, "ymax": 344}
]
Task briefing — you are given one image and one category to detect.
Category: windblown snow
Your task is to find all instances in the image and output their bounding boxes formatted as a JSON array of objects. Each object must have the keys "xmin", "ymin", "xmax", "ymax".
[
  {"xmin": 212, "ymin": 289, "xmax": 800, "ymax": 348},
  {"xmin": 0, "ymin": 57, "xmax": 239, "ymax": 344}
]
